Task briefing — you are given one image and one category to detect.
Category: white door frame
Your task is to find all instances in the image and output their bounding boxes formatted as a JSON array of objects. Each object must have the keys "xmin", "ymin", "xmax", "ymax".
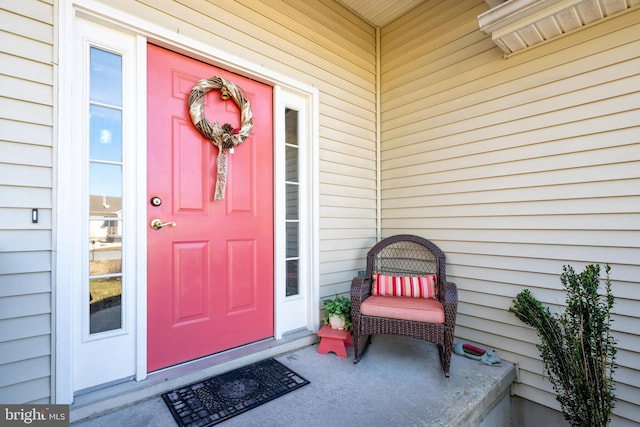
[
  {"xmin": 55, "ymin": 0, "xmax": 319, "ymax": 404},
  {"xmin": 273, "ymin": 87, "xmax": 317, "ymax": 335},
  {"xmin": 66, "ymin": 17, "xmax": 140, "ymax": 393}
]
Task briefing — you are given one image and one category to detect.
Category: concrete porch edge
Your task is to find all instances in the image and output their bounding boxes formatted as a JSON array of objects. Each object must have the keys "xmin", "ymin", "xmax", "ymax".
[
  {"xmin": 70, "ymin": 330, "xmax": 318, "ymax": 423},
  {"xmin": 451, "ymin": 357, "xmax": 517, "ymax": 426}
]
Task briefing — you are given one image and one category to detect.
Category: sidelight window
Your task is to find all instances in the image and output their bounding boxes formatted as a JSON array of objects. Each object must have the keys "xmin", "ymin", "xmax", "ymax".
[
  {"xmin": 285, "ymin": 108, "xmax": 300, "ymax": 297},
  {"xmin": 87, "ymin": 47, "xmax": 124, "ymax": 334}
]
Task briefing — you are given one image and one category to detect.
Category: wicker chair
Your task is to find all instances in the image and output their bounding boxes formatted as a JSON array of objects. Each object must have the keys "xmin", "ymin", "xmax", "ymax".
[{"xmin": 350, "ymin": 235, "xmax": 458, "ymax": 376}]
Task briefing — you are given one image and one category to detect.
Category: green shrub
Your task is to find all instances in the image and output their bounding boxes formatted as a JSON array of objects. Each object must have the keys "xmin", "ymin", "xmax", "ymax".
[{"xmin": 509, "ymin": 264, "xmax": 616, "ymax": 427}]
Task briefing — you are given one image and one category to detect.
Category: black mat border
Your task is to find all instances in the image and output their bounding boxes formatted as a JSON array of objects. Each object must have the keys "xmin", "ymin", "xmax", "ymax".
[{"xmin": 162, "ymin": 358, "xmax": 309, "ymax": 427}]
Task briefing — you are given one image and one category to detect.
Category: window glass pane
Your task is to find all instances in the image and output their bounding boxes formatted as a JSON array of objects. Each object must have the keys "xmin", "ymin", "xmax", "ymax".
[
  {"xmin": 90, "ymin": 277, "xmax": 122, "ymax": 334},
  {"xmin": 286, "ymin": 183, "xmax": 298, "ymax": 220},
  {"xmin": 89, "ymin": 222, "xmax": 122, "ymax": 334},
  {"xmin": 285, "ymin": 145, "xmax": 298, "ymax": 182},
  {"xmin": 285, "ymin": 108, "xmax": 298, "ymax": 145},
  {"xmin": 285, "ymin": 107, "xmax": 300, "ymax": 297},
  {"xmin": 90, "ymin": 105, "xmax": 122, "ymax": 162},
  {"xmin": 89, "ymin": 163, "xmax": 122, "ymax": 205},
  {"xmin": 89, "ymin": 163, "xmax": 122, "ymax": 334},
  {"xmin": 88, "ymin": 46, "xmax": 124, "ymax": 335},
  {"xmin": 89, "ymin": 218, "xmax": 122, "ymax": 259},
  {"xmin": 286, "ymin": 260, "xmax": 299, "ymax": 297},
  {"xmin": 90, "ymin": 47, "xmax": 122, "ymax": 106},
  {"xmin": 286, "ymin": 222, "xmax": 299, "ymax": 258}
]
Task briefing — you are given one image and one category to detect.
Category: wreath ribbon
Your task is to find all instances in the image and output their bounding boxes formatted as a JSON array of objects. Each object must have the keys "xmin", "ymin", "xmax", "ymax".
[{"xmin": 188, "ymin": 76, "xmax": 253, "ymax": 200}]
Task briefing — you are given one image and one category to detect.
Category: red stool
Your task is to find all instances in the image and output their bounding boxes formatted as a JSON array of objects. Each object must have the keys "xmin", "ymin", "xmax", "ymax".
[{"xmin": 317, "ymin": 325, "xmax": 353, "ymax": 358}]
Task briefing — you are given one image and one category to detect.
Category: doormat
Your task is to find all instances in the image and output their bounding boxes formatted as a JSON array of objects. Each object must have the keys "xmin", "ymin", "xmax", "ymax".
[{"xmin": 162, "ymin": 358, "xmax": 309, "ymax": 426}]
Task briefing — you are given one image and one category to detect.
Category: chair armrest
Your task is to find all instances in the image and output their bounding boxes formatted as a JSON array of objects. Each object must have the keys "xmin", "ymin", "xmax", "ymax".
[
  {"xmin": 441, "ymin": 281, "xmax": 457, "ymax": 303},
  {"xmin": 350, "ymin": 276, "xmax": 371, "ymax": 329},
  {"xmin": 350, "ymin": 276, "xmax": 371, "ymax": 303},
  {"xmin": 441, "ymin": 281, "xmax": 458, "ymax": 327}
]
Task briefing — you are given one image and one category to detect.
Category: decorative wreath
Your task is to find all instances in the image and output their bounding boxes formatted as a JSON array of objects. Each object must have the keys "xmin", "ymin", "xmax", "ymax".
[{"xmin": 188, "ymin": 76, "xmax": 253, "ymax": 200}]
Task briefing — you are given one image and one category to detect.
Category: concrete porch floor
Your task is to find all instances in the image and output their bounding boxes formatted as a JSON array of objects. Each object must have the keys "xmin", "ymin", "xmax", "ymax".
[{"xmin": 71, "ymin": 332, "xmax": 516, "ymax": 426}]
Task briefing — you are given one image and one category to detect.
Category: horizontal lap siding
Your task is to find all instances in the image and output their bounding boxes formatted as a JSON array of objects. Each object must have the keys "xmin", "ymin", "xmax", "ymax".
[
  {"xmin": 0, "ymin": 0, "xmax": 54, "ymax": 403},
  {"xmin": 104, "ymin": 0, "xmax": 377, "ymax": 295},
  {"xmin": 380, "ymin": 0, "xmax": 640, "ymax": 424}
]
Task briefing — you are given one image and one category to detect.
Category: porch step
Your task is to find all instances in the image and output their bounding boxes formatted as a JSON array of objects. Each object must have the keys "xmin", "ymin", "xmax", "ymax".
[{"xmin": 70, "ymin": 330, "xmax": 318, "ymax": 423}]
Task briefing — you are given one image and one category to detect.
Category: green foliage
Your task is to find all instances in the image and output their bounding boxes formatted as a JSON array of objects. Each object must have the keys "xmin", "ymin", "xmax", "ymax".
[
  {"xmin": 509, "ymin": 264, "xmax": 616, "ymax": 427},
  {"xmin": 322, "ymin": 294, "xmax": 352, "ymax": 331}
]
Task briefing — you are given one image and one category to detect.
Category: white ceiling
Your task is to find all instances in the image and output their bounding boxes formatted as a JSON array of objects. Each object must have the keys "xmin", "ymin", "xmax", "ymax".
[{"xmin": 335, "ymin": 0, "xmax": 426, "ymax": 27}]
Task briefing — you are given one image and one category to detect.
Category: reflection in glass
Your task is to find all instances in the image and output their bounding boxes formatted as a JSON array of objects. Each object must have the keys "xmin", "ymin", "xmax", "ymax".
[
  {"xmin": 286, "ymin": 183, "xmax": 298, "ymax": 220},
  {"xmin": 286, "ymin": 222, "xmax": 299, "ymax": 258},
  {"xmin": 285, "ymin": 109, "xmax": 298, "ymax": 141},
  {"xmin": 285, "ymin": 145, "xmax": 298, "ymax": 181},
  {"xmin": 89, "ymin": 219, "xmax": 123, "ymax": 257},
  {"xmin": 90, "ymin": 163, "xmax": 122, "ymax": 200},
  {"xmin": 88, "ymin": 46, "xmax": 124, "ymax": 335},
  {"xmin": 89, "ymin": 239, "xmax": 122, "ymax": 278},
  {"xmin": 286, "ymin": 260, "xmax": 299, "ymax": 297},
  {"xmin": 90, "ymin": 105, "xmax": 122, "ymax": 162},
  {"xmin": 90, "ymin": 277, "xmax": 122, "ymax": 334},
  {"xmin": 285, "ymin": 108, "xmax": 300, "ymax": 297},
  {"xmin": 90, "ymin": 47, "xmax": 122, "ymax": 106}
]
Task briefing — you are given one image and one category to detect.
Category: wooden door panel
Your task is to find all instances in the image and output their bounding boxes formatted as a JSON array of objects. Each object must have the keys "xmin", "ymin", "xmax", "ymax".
[
  {"xmin": 227, "ymin": 239, "xmax": 257, "ymax": 312},
  {"xmin": 147, "ymin": 44, "xmax": 273, "ymax": 372},
  {"xmin": 174, "ymin": 118, "xmax": 208, "ymax": 212},
  {"xmin": 173, "ymin": 241, "xmax": 209, "ymax": 325}
]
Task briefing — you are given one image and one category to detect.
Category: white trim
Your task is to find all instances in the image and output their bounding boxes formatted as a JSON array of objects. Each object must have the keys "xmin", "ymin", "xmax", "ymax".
[
  {"xmin": 273, "ymin": 85, "xmax": 285, "ymax": 338},
  {"xmin": 72, "ymin": 0, "xmax": 317, "ymax": 96},
  {"xmin": 134, "ymin": 34, "xmax": 148, "ymax": 382},
  {"xmin": 310, "ymin": 87, "xmax": 320, "ymax": 333},
  {"xmin": 477, "ymin": 0, "xmax": 636, "ymax": 56},
  {"xmin": 54, "ymin": 0, "xmax": 74, "ymax": 405},
  {"xmin": 56, "ymin": 0, "xmax": 320, "ymax": 402},
  {"xmin": 69, "ymin": 18, "xmax": 138, "ymax": 393},
  {"xmin": 306, "ymin": 90, "xmax": 320, "ymax": 334},
  {"xmin": 274, "ymin": 88, "xmax": 318, "ymax": 337},
  {"xmin": 478, "ymin": 0, "xmax": 581, "ymax": 34}
]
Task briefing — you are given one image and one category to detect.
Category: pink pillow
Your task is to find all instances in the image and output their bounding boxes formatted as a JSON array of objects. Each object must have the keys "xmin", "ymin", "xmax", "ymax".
[{"xmin": 371, "ymin": 274, "xmax": 438, "ymax": 299}]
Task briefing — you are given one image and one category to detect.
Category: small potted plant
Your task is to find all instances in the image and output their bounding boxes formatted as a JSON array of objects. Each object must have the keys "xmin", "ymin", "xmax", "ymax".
[{"xmin": 323, "ymin": 294, "xmax": 352, "ymax": 330}]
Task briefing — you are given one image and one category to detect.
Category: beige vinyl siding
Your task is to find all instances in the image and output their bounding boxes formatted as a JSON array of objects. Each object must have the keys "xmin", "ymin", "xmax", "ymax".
[
  {"xmin": 380, "ymin": 0, "xmax": 640, "ymax": 424},
  {"xmin": 0, "ymin": 0, "xmax": 54, "ymax": 404},
  {"xmin": 97, "ymin": 0, "xmax": 378, "ymax": 297}
]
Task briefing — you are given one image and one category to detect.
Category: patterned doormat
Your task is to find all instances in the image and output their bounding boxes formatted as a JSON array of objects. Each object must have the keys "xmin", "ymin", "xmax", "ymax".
[{"xmin": 162, "ymin": 358, "xmax": 309, "ymax": 426}]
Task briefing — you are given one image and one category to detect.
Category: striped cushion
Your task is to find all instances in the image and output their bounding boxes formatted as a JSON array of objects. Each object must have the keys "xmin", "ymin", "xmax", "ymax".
[{"xmin": 371, "ymin": 274, "xmax": 438, "ymax": 299}]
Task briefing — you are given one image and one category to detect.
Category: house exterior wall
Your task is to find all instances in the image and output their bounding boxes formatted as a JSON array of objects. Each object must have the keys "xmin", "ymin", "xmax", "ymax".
[
  {"xmin": 94, "ymin": 0, "xmax": 379, "ymax": 296},
  {"xmin": 379, "ymin": 0, "xmax": 640, "ymax": 424},
  {"xmin": 3, "ymin": 0, "xmax": 638, "ymax": 419},
  {"xmin": 0, "ymin": 0, "xmax": 378, "ymax": 402},
  {"xmin": 0, "ymin": 0, "xmax": 54, "ymax": 404}
]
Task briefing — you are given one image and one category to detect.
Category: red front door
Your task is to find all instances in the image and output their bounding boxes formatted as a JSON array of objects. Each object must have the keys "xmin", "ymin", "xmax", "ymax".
[{"xmin": 146, "ymin": 44, "xmax": 274, "ymax": 372}]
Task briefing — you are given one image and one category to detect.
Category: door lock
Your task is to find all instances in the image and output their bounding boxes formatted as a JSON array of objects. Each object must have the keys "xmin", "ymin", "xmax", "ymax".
[{"xmin": 150, "ymin": 218, "xmax": 176, "ymax": 230}]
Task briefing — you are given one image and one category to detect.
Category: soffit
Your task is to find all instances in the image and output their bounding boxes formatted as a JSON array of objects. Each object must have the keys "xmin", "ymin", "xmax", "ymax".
[
  {"xmin": 335, "ymin": 0, "xmax": 426, "ymax": 27},
  {"xmin": 478, "ymin": 0, "xmax": 640, "ymax": 56}
]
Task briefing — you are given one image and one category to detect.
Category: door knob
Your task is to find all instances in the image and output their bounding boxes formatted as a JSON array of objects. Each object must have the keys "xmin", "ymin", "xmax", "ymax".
[{"xmin": 150, "ymin": 218, "xmax": 176, "ymax": 230}]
